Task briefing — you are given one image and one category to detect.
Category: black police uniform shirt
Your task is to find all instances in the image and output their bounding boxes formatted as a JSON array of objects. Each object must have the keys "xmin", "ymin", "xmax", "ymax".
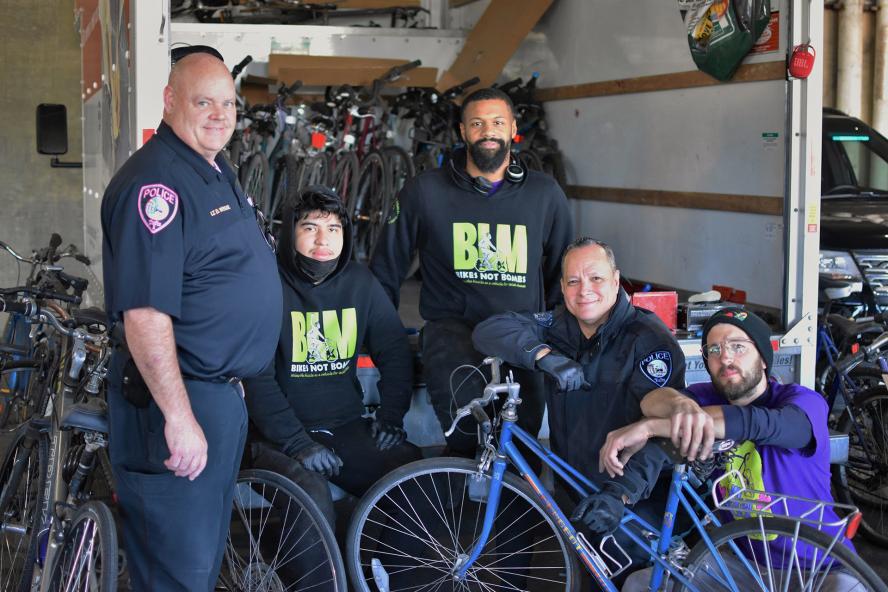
[
  {"xmin": 370, "ymin": 149, "xmax": 572, "ymax": 327},
  {"xmin": 243, "ymin": 200, "xmax": 413, "ymax": 456},
  {"xmin": 472, "ymin": 289, "xmax": 686, "ymax": 486},
  {"xmin": 101, "ymin": 121, "xmax": 282, "ymax": 379}
]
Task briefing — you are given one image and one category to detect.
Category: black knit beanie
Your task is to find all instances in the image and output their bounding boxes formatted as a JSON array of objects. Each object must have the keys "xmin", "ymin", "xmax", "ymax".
[{"xmin": 701, "ymin": 307, "xmax": 773, "ymax": 377}]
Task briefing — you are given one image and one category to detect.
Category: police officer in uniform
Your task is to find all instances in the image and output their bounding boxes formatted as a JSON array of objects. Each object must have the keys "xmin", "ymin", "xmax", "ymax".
[
  {"xmin": 101, "ymin": 48, "xmax": 282, "ymax": 591},
  {"xmin": 472, "ymin": 237, "xmax": 685, "ymax": 582}
]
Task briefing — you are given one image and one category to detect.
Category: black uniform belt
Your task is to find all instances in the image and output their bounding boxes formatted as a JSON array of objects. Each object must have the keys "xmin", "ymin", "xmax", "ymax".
[{"xmin": 181, "ymin": 374, "xmax": 242, "ymax": 385}]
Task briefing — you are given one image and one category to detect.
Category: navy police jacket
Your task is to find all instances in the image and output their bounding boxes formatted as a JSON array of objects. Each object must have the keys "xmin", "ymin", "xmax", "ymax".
[{"xmin": 473, "ymin": 289, "xmax": 685, "ymax": 497}]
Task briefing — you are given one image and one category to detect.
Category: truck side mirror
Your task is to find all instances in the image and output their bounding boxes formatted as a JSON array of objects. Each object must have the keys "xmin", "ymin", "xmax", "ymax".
[
  {"xmin": 36, "ymin": 104, "xmax": 69, "ymax": 155},
  {"xmin": 36, "ymin": 104, "xmax": 81, "ymax": 168}
]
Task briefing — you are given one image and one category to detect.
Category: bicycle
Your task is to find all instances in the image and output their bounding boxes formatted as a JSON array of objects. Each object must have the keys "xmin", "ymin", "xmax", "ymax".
[
  {"xmin": 345, "ymin": 357, "xmax": 886, "ymax": 591},
  {"xmin": 219, "ymin": 469, "xmax": 347, "ymax": 591},
  {"xmin": 815, "ymin": 280, "xmax": 888, "ymax": 546},
  {"xmin": 0, "ymin": 297, "xmax": 117, "ymax": 591}
]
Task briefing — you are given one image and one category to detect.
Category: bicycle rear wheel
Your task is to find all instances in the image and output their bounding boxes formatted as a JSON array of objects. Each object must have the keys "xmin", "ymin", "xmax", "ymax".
[
  {"xmin": 219, "ymin": 469, "xmax": 346, "ymax": 591},
  {"xmin": 296, "ymin": 153, "xmax": 331, "ymax": 192},
  {"xmin": 45, "ymin": 500, "xmax": 118, "ymax": 592},
  {"xmin": 679, "ymin": 516, "xmax": 887, "ymax": 591},
  {"xmin": 346, "ymin": 457, "xmax": 580, "ymax": 591},
  {"xmin": 833, "ymin": 387, "xmax": 888, "ymax": 546},
  {"xmin": 330, "ymin": 152, "xmax": 359, "ymax": 210},
  {"xmin": 241, "ymin": 153, "xmax": 271, "ymax": 215},
  {"xmin": 0, "ymin": 426, "xmax": 48, "ymax": 592},
  {"xmin": 351, "ymin": 151, "xmax": 390, "ymax": 263}
]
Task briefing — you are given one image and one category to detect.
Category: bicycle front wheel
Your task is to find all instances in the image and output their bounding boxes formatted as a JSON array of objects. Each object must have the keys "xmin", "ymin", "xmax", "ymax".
[
  {"xmin": 833, "ymin": 387, "xmax": 888, "ymax": 546},
  {"xmin": 219, "ymin": 469, "xmax": 346, "ymax": 591},
  {"xmin": 45, "ymin": 500, "xmax": 118, "ymax": 591},
  {"xmin": 679, "ymin": 516, "xmax": 887, "ymax": 591},
  {"xmin": 346, "ymin": 457, "xmax": 580, "ymax": 591},
  {"xmin": 0, "ymin": 425, "xmax": 48, "ymax": 592}
]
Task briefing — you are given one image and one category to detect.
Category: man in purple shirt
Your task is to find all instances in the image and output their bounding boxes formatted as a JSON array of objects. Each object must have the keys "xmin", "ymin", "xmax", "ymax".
[{"xmin": 592, "ymin": 308, "xmax": 863, "ymax": 591}]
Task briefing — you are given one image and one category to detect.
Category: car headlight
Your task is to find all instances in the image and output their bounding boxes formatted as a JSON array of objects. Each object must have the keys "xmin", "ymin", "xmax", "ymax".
[{"xmin": 819, "ymin": 250, "xmax": 863, "ymax": 280}]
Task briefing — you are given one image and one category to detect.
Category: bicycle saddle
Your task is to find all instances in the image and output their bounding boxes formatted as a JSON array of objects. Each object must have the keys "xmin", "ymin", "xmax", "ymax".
[{"xmin": 61, "ymin": 398, "xmax": 109, "ymax": 435}]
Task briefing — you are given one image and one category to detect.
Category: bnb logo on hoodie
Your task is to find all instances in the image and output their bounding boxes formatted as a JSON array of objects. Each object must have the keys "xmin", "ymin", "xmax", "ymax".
[
  {"xmin": 452, "ymin": 222, "xmax": 528, "ymax": 288},
  {"xmin": 290, "ymin": 308, "xmax": 357, "ymax": 376}
]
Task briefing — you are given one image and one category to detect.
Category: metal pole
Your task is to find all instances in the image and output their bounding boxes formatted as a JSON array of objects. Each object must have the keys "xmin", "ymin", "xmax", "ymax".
[
  {"xmin": 824, "ymin": 6, "xmax": 838, "ymax": 108},
  {"xmin": 874, "ymin": 0, "xmax": 888, "ymax": 135},
  {"xmin": 838, "ymin": 0, "xmax": 865, "ymax": 118}
]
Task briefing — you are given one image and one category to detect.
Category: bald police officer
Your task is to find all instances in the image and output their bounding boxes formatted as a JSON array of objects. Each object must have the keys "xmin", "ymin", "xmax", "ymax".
[{"xmin": 101, "ymin": 48, "xmax": 281, "ymax": 591}]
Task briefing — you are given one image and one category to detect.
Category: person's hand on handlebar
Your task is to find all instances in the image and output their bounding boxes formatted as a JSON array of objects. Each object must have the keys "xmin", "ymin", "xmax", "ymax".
[{"xmin": 535, "ymin": 350, "xmax": 591, "ymax": 392}]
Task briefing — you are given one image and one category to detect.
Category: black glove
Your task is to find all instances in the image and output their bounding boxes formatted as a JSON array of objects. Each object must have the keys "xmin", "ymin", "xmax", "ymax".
[
  {"xmin": 294, "ymin": 442, "xmax": 343, "ymax": 477},
  {"xmin": 536, "ymin": 353, "xmax": 591, "ymax": 392},
  {"xmin": 570, "ymin": 484, "xmax": 626, "ymax": 535},
  {"xmin": 371, "ymin": 418, "xmax": 407, "ymax": 451}
]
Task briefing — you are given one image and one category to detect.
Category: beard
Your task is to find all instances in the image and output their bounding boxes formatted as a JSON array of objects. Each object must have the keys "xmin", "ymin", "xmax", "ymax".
[
  {"xmin": 713, "ymin": 363, "xmax": 765, "ymax": 402},
  {"xmin": 468, "ymin": 137, "xmax": 510, "ymax": 173}
]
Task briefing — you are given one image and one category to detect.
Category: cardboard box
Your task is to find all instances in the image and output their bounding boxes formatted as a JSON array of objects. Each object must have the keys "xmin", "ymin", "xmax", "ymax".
[{"xmin": 631, "ymin": 291, "xmax": 678, "ymax": 331}]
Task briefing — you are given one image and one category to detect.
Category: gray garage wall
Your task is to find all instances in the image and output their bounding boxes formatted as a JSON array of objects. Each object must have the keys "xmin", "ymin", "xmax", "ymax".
[{"xmin": 0, "ymin": 1, "xmax": 86, "ymax": 292}]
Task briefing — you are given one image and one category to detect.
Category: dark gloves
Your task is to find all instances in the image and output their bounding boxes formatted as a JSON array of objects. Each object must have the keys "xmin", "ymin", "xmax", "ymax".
[
  {"xmin": 571, "ymin": 484, "xmax": 627, "ymax": 535},
  {"xmin": 536, "ymin": 353, "xmax": 591, "ymax": 392},
  {"xmin": 294, "ymin": 442, "xmax": 343, "ymax": 478},
  {"xmin": 371, "ymin": 418, "xmax": 407, "ymax": 451}
]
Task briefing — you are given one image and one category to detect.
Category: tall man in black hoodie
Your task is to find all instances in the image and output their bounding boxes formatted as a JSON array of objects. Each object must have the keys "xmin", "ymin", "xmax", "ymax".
[
  {"xmin": 244, "ymin": 186, "xmax": 421, "ymax": 526},
  {"xmin": 371, "ymin": 88, "xmax": 573, "ymax": 455}
]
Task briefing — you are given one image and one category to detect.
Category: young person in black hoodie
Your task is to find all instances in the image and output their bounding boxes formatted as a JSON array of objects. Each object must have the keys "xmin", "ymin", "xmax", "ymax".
[
  {"xmin": 243, "ymin": 186, "xmax": 421, "ymax": 527},
  {"xmin": 371, "ymin": 87, "xmax": 573, "ymax": 456}
]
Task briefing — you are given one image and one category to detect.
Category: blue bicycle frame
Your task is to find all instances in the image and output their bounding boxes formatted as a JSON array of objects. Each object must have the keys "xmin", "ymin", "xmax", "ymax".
[{"xmin": 453, "ymin": 418, "xmax": 752, "ymax": 592}]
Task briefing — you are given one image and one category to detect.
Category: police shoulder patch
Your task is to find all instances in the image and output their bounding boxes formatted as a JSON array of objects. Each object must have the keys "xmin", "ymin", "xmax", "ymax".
[
  {"xmin": 138, "ymin": 183, "xmax": 179, "ymax": 234},
  {"xmin": 533, "ymin": 311, "xmax": 554, "ymax": 327},
  {"xmin": 639, "ymin": 350, "xmax": 673, "ymax": 387}
]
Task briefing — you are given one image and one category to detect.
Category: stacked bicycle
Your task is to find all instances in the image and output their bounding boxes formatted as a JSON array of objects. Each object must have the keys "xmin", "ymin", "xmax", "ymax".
[
  {"xmin": 815, "ymin": 279, "xmax": 888, "ymax": 548},
  {"xmin": 0, "ymin": 294, "xmax": 117, "ymax": 591}
]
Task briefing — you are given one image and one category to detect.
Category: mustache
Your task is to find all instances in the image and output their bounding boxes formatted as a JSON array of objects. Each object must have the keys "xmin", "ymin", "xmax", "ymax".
[{"xmin": 473, "ymin": 137, "xmax": 506, "ymax": 149}]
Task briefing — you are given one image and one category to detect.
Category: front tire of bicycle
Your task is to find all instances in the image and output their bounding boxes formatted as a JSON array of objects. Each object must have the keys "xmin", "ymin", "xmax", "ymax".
[
  {"xmin": 0, "ymin": 425, "xmax": 48, "ymax": 592},
  {"xmin": 45, "ymin": 500, "xmax": 118, "ymax": 591},
  {"xmin": 219, "ymin": 469, "xmax": 346, "ymax": 591},
  {"xmin": 679, "ymin": 515, "xmax": 887, "ymax": 591},
  {"xmin": 833, "ymin": 386, "xmax": 888, "ymax": 546},
  {"xmin": 346, "ymin": 457, "xmax": 581, "ymax": 591}
]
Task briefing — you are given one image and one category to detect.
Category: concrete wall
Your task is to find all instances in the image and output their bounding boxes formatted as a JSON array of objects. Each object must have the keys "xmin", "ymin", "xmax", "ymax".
[{"xmin": 0, "ymin": 1, "xmax": 85, "ymax": 291}]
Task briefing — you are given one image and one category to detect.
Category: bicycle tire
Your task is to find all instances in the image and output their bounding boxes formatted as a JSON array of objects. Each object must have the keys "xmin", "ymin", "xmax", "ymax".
[
  {"xmin": 382, "ymin": 145, "xmax": 415, "ymax": 196},
  {"xmin": 219, "ymin": 468, "xmax": 346, "ymax": 591},
  {"xmin": 241, "ymin": 153, "xmax": 271, "ymax": 215},
  {"xmin": 269, "ymin": 154, "xmax": 301, "ymax": 231},
  {"xmin": 45, "ymin": 500, "xmax": 118, "ymax": 592},
  {"xmin": 351, "ymin": 152, "xmax": 390, "ymax": 263},
  {"xmin": 678, "ymin": 515, "xmax": 887, "ymax": 591},
  {"xmin": 0, "ymin": 426, "xmax": 49, "ymax": 592},
  {"xmin": 330, "ymin": 152, "xmax": 360, "ymax": 210},
  {"xmin": 346, "ymin": 457, "xmax": 581, "ymax": 591},
  {"xmin": 296, "ymin": 153, "xmax": 331, "ymax": 192},
  {"xmin": 833, "ymin": 387, "xmax": 888, "ymax": 546}
]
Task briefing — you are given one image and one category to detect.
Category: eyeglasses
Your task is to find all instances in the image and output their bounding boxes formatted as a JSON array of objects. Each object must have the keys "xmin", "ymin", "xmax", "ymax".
[
  {"xmin": 701, "ymin": 339, "xmax": 755, "ymax": 359},
  {"xmin": 254, "ymin": 207, "xmax": 278, "ymax": 253}
]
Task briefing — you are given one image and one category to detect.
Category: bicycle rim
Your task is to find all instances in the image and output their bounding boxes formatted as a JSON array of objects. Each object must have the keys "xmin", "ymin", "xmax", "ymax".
[
  {"xmin": 242, "ymin": 154, "xmax": 271, "ymax": 215},
  {"xmin": 679, "ymin": 516, "xmax": 887, "ymax": 591},
  {"xmin": 835, "ymin": 388, "xmax": 888, "ymax": 546},
  {"xmin": 352, "ymin": 152, "xmax": 389, "ymax": 263},
  {"xmin": 220, "ymin": 469, "xmax": 346, "ymax": 592},
  {"xmin": 0, "ymin": 428, "xmax": 48, "ymax": 591},
  {"xmin": 46, "ymin": 500, "xmax": 118, "ymax": 592},
  {"xmin": 346, "ymin": 457, "xmax": 579, "ymax": 592}
]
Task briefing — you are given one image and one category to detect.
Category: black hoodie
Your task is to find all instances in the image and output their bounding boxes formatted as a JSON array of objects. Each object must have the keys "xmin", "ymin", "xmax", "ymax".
[
  {"xmin": 243, "ymin": 200, "xmax": 413, "ymax": 456},
  {"xmin": 370, "ymin": 150, "xmax": 572, "ymax": 326}
]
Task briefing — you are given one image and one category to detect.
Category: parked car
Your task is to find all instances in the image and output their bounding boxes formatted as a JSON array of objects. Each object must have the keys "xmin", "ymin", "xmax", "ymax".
[{"xmin": 819, "ymin": 108, "xmax": 888, "ymax": 315}]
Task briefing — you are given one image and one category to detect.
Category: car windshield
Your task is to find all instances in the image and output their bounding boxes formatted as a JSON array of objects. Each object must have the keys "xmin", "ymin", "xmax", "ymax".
[{"xmin": 826, "ymin": 133, "xmax": 888, "ymax": 194}]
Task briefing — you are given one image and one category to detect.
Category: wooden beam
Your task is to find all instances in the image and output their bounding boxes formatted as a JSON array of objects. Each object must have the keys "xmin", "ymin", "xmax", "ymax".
[
  {"xmin": 566, "ymin": 186, "xmax": 784, "ymax": 216},
  {"xmin": 536, "ymin": 61, "xmax": 786, "ymax": 102},
  {"xmin": 436, "ymin": 0, "xmax": 554, "ymax": 91},
  {"xmin": 268, "ymin": 55, "xmax": 437, "ymax": 87},
  {"xmin": 334, "ymin": 0, "xmax": 421, "ymax": 7}
]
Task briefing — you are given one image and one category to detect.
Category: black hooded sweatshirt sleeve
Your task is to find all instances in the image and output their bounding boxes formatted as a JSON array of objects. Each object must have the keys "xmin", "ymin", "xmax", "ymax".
[
  {"xmin": 371, "ymin": 151, "xmax": 572, "ymax": 325},
  {"xmin": 244, "ymin": 360, "xmax": 315, "ymax": 456}
]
